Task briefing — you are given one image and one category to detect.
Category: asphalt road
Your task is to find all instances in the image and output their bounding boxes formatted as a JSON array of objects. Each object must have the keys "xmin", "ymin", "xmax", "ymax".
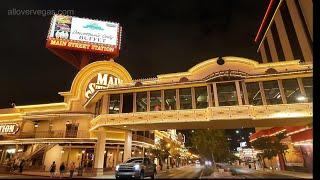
[{"xmin": 156, "ymin": 165, "xmax": 203, "ymax": 179}]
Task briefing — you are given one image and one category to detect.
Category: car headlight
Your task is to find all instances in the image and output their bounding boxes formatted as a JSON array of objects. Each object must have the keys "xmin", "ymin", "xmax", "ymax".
[
  {"xmin": 134, "ymin": 164, "xmax": 140, "ymax": 171},
  {"xmin": 116, "ymin": 165, "xmax": 120, "ymax": 171}
]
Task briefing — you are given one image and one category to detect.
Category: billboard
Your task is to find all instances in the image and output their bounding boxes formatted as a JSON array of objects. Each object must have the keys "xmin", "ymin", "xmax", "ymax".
[{"xmin": 46, "ymin": 15, "xmax": 122, "ymax": 55}]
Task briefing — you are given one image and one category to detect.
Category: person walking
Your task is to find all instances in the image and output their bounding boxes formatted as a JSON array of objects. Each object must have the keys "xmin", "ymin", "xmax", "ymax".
[
  {"xmin": 49, "ymin": 161, "xmax": 56, "ymax": 178},
  {"xmin": 69, "ymin": 162, "xmax": 76, "ymax": 178},
  {"xmin": 59, "ymin": 162, "xmax": 66, "ymax": 178},
  {"xmin": 19, "ymin": 159, "xmax": 25, "ymax": 173}
]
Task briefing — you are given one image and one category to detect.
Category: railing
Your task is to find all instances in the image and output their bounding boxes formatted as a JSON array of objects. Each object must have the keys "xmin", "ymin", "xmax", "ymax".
[
  {"xmin": 19, "ymin": 130, "xmax": 90, "ymax": 139},
  {"xmin": 132, "ymin": 134, "xmax": 154, "ymax": 145}
]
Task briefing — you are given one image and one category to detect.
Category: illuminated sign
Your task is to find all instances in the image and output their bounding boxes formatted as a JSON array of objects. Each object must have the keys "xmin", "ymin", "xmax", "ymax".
[
  {"xmin": 240, "ymin": 141, "xmax": 247, "ymax": 147},
  {"xmin": 85, "ymin": 73, "xmax": 123, "ymax": 99},
  {"xmin": 47, "ymin": 15, "xmax": 121, "ymax": 55},
  {"xmin": 0, "ymin": 123, "xmax": 19, "ymax": 135}
]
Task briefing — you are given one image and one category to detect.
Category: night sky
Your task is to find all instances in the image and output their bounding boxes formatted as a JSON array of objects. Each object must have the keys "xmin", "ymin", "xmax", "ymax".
[{"xmin": 0, "ymin": 0, "xmax": 269, "ymax": 108}]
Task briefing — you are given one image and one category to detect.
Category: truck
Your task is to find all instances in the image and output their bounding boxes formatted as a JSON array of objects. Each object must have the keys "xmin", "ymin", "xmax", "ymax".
[{"xmin": 115, "ymin": 157, "xmax": 156, "ymax": 179}]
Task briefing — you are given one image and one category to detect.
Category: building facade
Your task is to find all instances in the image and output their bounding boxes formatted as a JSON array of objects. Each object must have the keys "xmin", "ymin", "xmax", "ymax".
[{"xmin": 0, "ymin": 55, "xmax": 312, "ymax": 175}]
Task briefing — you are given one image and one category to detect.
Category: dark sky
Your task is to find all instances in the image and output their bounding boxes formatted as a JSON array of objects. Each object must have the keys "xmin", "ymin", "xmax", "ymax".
[{"xmin": 0, "ymin": 0, "xmax": 269, "ymax": 108}]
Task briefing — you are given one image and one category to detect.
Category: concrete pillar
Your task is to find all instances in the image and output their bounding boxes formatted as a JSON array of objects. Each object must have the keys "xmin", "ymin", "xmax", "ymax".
[
  {"xmin": 241, "ymin": 81, "xmax": 249, "ymax": 105},
  {"xmin": 123, "ymin": 131, "xmax": 132, "ymax": 162},
  {"xmin": 235, "ymin": 81, "xmax": 243, "ymax": 105},
  {"xmin": 147, "ymin": 91, "xmax": 150, "ymax": 111},
  {"xmin": 207, "ymin": 84, "xmax": 213, "ymax": 107},
  {"xmin": 274, "ymin": 10, "xmax": 294, "ymax": 60},
  {"xmin": 286, "ymin": 0, "xmax": 313, "ymax": 62},
  {"xmin": 101, "ymin": 95, "xmax": 109, "ymax": 114},
  {"xmin": 266, "ymin": 30, "xmax": 279, "ymax": 62},
  {"xmin": 161, "ymin": 90, "xmax": 165, "ymax": 111},
  {"xmin": 259, "ymin": 82, "xmax": 267, "ymax": 105},
  {"xmin": 259, "ymin": 43, "xmax": 268, "ymax": 63},
  {"xmin": 133, "ymin": 93, "xmax": 137, "ymax": 112},
  {"xmin": 176, "ymin": 89, "xmax": 180, "ymax": 110},
  {"xmin": 298, "ymin": 0, "xmax": 313, "ymax": 41},
  {"xmin": 191, "ymin": 87, "xmax": 196, "ymax": 109},
  {"xmin": 212, "ymin": 83, "xmax": 219, "ymax": 107},
  {"xmin": 277, "ymin": 80, "xmax": 287, "ymax": 104},
  {"xmin": 114, "ymin": 145, "xmax": 120, "ymax": 167},
  {"xmin": 119, "ymin": 94, "xmax": 123, "ymax": 113},
  {"xmin": 94, "ymin": 127, "xmax": 106, "ymax": 176}
]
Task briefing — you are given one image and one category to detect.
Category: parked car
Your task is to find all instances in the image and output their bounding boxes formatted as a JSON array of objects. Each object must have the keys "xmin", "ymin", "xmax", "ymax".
[{"xmin": 115, "ymin": 157, "xmax": 156, "ymax": 179}]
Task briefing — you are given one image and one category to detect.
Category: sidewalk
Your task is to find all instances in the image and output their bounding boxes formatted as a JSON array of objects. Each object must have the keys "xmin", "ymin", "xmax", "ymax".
[{"xmin": 256, "ymin": 169, "xmax": 313, "ymax": 179}]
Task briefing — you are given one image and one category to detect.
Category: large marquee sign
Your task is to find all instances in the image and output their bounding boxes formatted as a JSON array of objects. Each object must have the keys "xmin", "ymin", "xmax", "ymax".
[
  {"xmin": 0, "ymin": 123, "xmax": 19, "ymax": 135},
  {"xmin": 85, "ymin": 73, "xmax": 123, "ymax": 99},
  {"xmin": 46, "ymin": 15, "xmax": 122, "ymax": 55}
]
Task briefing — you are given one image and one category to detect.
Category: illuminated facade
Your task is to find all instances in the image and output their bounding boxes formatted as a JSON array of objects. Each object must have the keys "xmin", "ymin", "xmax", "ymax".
[{"xmin": 0, "ymin": 55, "xmax": 312, "ymax": 175}]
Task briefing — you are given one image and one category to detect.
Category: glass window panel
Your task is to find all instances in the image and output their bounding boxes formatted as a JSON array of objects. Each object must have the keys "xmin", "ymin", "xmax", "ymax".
[
  {"xmin": 109, "ymin": 94, "xmax": 120, "ymax": 114},
  {"xmin": 246, "ymin": 82, "xmax": 263, "ymax": 106},
  {"xmin": 136, "ymin": 92, "xmax": 147, "ymax": 112},
  {"xmin": 150, "ymin": 91, "xmax": 162, "ymax": 111},
  {"xmin": 263, "ymin": 80, "xmax": 282, "ymax": 105},
  {"xmin": 164, "ymin": 89, "xmax": 176, "ymax": 110},
  {"xmin": 122, "ymin": 93, "xmax": 133, "ymax": 113},
  {"xmin": 195, "ymin": 86, "xmax": 208, "ymax": 109},
  {"xmin": 179, "ymin": 88, "xmax": 192, "ymax": 110},
  {"xmin": 302, "ymin": 77, "xmax": 313, "ymax": 102},
  {"xmin": 283, "ymin": 79, "xmax": 301, "ymax": 104},
  {"xmin": 94, "ymin": 98, "xmax": 102, "ymax": 116},
  {"xmin": 217, "ymin": 82, "xmax": 238, "ymax": 106}
]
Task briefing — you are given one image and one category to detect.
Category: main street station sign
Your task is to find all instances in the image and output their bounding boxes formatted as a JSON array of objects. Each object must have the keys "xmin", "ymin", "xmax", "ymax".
[
  {"xmin": 85, "ymin": 73, "xmax": 123, "ymax": 99},
  {"xmin": 47, "ymin": 15, "xmax": 122, "ymax": 55},
  {"xmin": 0, "ymin": 123, "xmax": 19, "ymax": 135}
]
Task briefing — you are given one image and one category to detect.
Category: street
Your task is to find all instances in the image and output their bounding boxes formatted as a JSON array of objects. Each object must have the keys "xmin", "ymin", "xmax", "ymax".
[
  {"xmin": 156, "ymin": 165, "xmax": 203, "ymax": 179},
  {"xmin": 219, "ymin": 165, "xmax": 312, "ymax": 179}
]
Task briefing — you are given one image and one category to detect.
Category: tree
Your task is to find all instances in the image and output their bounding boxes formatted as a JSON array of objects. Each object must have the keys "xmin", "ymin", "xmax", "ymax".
[
  {"xmin": 148, "ymin": 139, "xmax": 170, "ymax": 170},
  {"xmin": 190, "ymin": 129, "xmax": 232, "ymax": 163},
  {"xmin": 250, "ymin": 132, "xmax": 288, "ymax": 170}
]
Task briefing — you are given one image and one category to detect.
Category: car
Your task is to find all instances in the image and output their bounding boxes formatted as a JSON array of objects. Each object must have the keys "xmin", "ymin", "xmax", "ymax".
[{"xmin": 115, "ymin": 157, "xmax": 156, "ymax": 179}]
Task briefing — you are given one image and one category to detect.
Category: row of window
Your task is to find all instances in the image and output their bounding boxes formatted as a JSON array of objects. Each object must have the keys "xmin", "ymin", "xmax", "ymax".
[{"xmin": 94, "ymin": 77, "xmax": 312, "ymax": 115}]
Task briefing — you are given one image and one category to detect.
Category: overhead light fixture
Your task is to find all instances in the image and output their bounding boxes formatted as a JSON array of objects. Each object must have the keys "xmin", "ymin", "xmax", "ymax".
[{"xmin": 296, "ymin": 95, "xmax": 307, "ymax": 102}]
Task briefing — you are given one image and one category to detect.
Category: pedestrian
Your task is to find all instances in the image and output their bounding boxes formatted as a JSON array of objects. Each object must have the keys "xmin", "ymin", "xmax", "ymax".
[
  {"xmin": 49, "ymin": 161, "xmax": 56, "ymax": 178},
  {"xmin": 19, "ymin": 159, "xmax": 25, "ymax": 173},
  {"xmin": 69, "ymin": 162, "xmax": 76, "ymax": 178},
  {"xmin": 59, "ymin": 162, "xmax": 66, "ymax": 178}
]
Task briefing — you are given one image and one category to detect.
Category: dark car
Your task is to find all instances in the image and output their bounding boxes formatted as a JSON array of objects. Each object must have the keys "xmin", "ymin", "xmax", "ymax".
[{"xmin": 115, "ymin": 157, "xmax": 156, "ymax": 179}]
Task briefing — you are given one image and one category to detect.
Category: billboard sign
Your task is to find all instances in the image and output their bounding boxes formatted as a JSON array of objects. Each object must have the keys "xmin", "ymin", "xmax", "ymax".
[{"xmin": 47, "ymin": 15, "xmax": 122, "ymax": 55}]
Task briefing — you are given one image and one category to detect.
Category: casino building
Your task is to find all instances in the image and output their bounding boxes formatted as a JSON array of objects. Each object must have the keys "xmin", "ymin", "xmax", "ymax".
[{"xmin": 0, "ymin": 56, "xmax": 312, "ymax": 175}]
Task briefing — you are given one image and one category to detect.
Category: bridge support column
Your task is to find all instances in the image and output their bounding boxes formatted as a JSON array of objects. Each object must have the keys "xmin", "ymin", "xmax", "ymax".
[
  {"xmin": 123, "ymin": 131, "xmax": 132, "ymax": 162},
  {"xmin": 94, "ymin": 127, "xmax": 106, "ymax": 176}
]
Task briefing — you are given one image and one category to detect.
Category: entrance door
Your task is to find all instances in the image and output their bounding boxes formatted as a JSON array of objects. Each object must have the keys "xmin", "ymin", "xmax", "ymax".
[{"xmin": 65, "ymin": 123, "xmax": 79, "ymax": 138}]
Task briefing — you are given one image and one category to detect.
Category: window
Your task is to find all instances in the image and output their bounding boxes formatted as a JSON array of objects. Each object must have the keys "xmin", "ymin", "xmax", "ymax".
[
  {"xmin": 136, "ymin": 92, "xmax": 147, "ymax": 112},
  {"xmin": 195, "ymin": 86, "xmax": 208, "ymax": 109},
  {"xmin": 179, "ymin": 88, "xmax": 192, "ymax": 110},
  {"xmin": 263, "ymin": 80, "xmax": 282, "ymax": 104},
  {"xmin": 94, "ymin": 98, "xmax": 102, "ymax": 116},
  {"xmin": 122, "ymin": 93, "xmax": 133, "ymax": 113},
  {"xmin": 283, "ymin": 79, "xmax": 301, "ymax": 104},
  {"xmin": 150, "ymin": 91, "xmax": 162, "ymax": 111},
  {"xmin": 109, "ymin": 94, "xmax": 120, "ymax": 114},
  {"xmin": 302, "ymin": 77, "xmax": 313, "ymax": 102},
  {"xmin": 164, "ymin": 89, "xmax": 176, "ymax": 110},
  {"xmin": 246, "ymin": 82, "xmax": 263, "ymax": 106},
  {"xmin": 65, "ymin": 123, "xmax": 78, "ymax": 138},
  {"xmin": 217, "ymin": 82, "xmax": 238, "ymax": 106}
]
